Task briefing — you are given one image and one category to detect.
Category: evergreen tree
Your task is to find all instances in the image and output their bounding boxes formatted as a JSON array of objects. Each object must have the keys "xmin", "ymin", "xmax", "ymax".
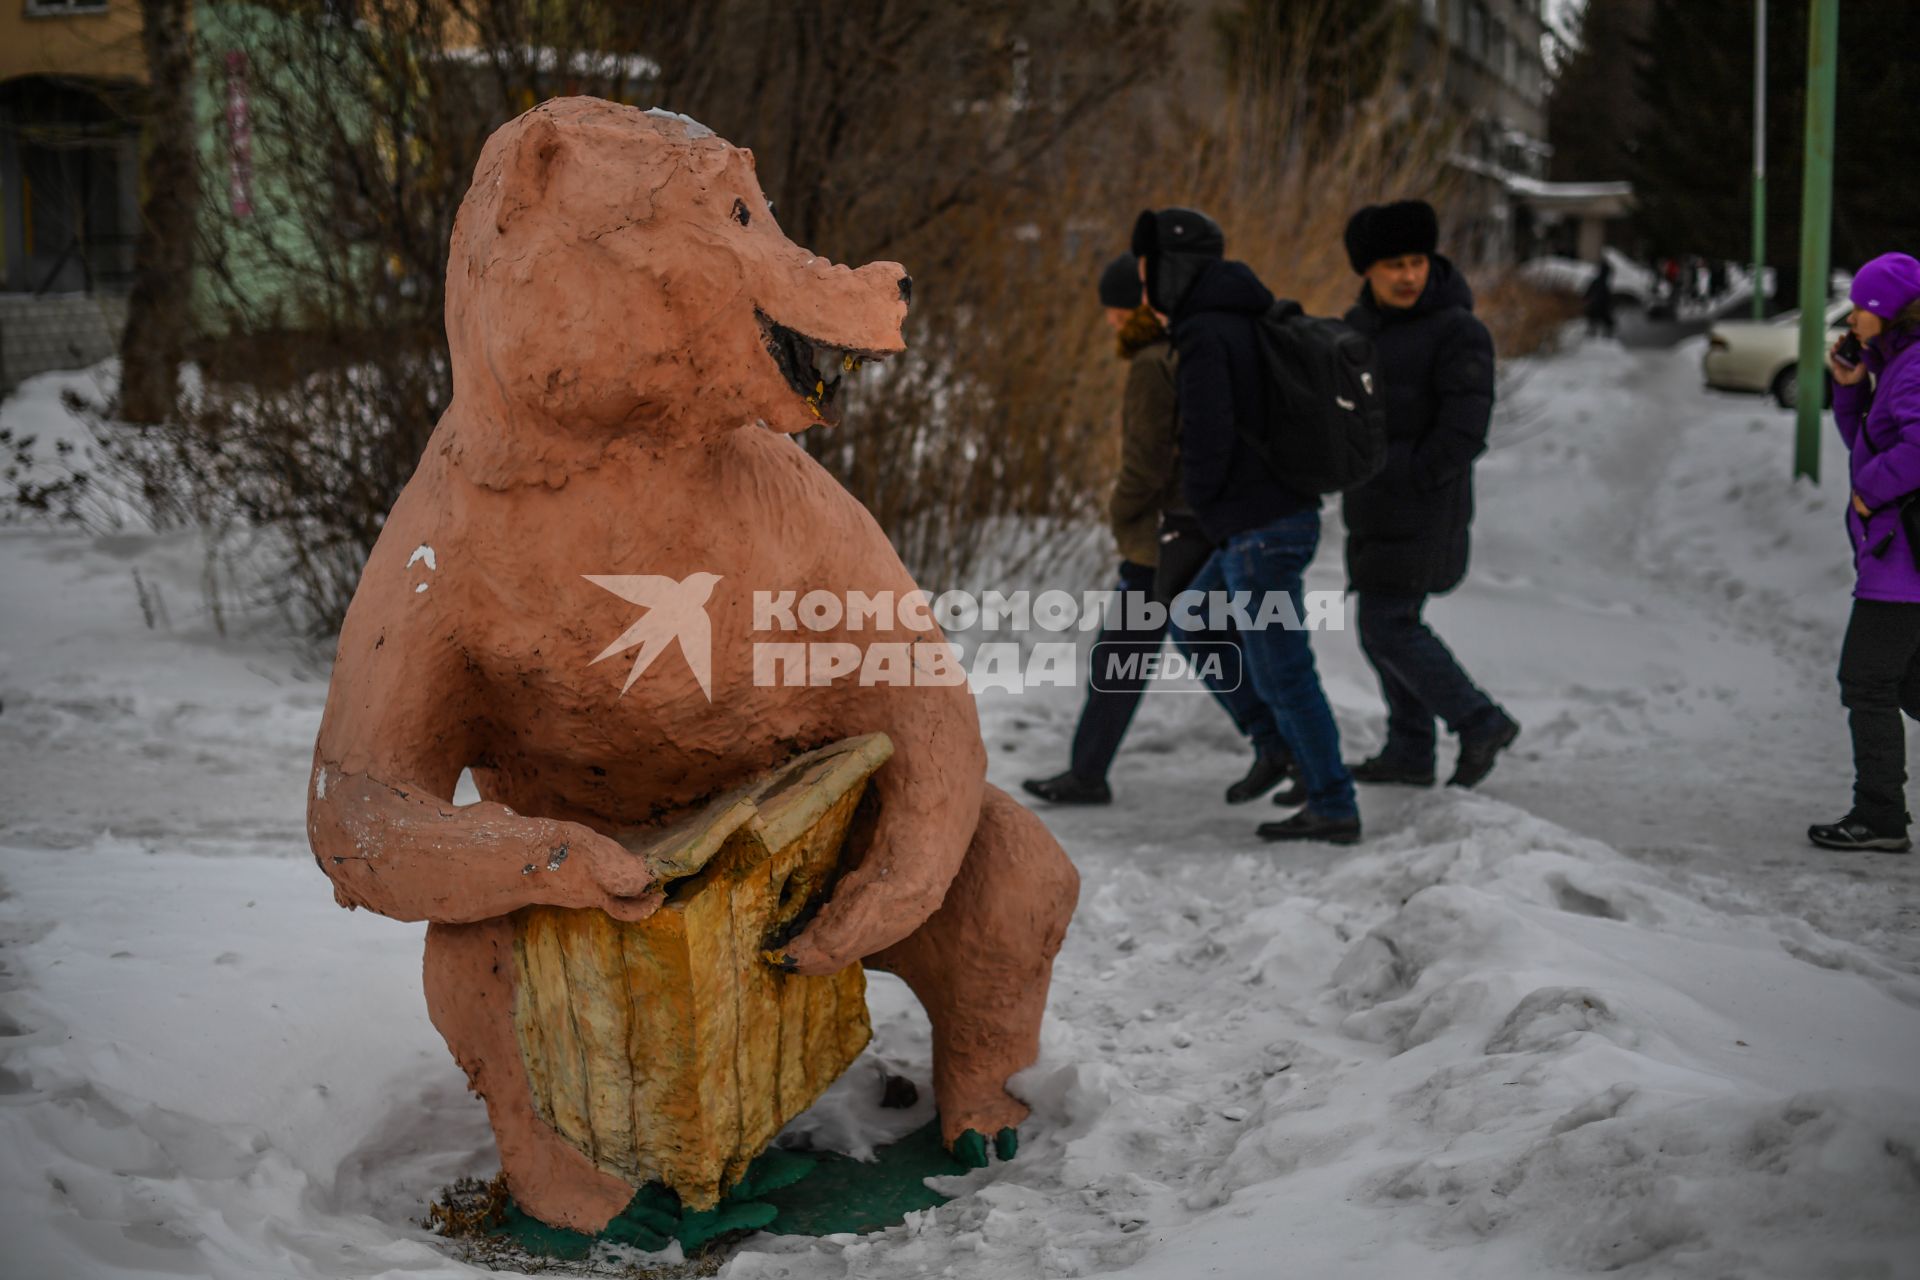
[
  {"xmin": 1546, "ymin": 0, "xmax": 1652, "ymax": 183},
  {"xmin": 1630, "ymin": 0, "xmax": 1920, "ymax": 307}
]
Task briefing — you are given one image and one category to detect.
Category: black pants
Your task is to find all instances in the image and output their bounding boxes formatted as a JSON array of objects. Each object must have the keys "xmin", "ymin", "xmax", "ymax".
[
  {"xmin": 1838, "ymin": 598, "xmax": 1920, "ymax": 833},
  {"xmin": 1069, "ymin": 560, "xmax": 1169, "ymax": 782},
  {"xmin": 1356, "ymin": 591, "xmax": 1498, "ymax": 764}
]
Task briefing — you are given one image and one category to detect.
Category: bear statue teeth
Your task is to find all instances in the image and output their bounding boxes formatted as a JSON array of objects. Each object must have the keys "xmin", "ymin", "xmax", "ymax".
[
  {"xmin": 754, "ymin": 308, "xmax": 885, "ymax": 422},
  {"xmin": 812, "ymin": 346, "xmax": 846, "ymax": 385}
]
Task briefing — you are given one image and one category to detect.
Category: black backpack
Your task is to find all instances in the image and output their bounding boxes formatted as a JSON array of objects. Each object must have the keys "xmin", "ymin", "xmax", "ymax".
[{"xmin": 1240, "ymin": 300, "xmax": 1387, "ymax": 495}]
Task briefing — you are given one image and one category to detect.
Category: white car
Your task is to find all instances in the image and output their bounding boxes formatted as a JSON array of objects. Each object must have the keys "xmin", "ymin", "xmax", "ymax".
[{"xmin": 1703, "ymin": 298, "xmax": 1853, "ymax": 408}]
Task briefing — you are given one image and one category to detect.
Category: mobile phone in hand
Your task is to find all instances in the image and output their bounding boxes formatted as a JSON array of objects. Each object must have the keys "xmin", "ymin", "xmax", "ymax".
[{"xmin": 1836, "ymin": 333, "xmax": 1864, "ymax": 368}]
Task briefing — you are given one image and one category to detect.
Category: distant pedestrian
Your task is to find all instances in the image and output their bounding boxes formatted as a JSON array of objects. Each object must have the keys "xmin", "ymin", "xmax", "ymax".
[
  {"xmin": 1584, "ymin": 257, "xmax": 1616, "ymax": 338},
  {"xmin": 1134, "ymin": 207, "xmax": 1360, "ymax": 844},
  {"xmin": 1023, "ymin": 255, "xmax": 1296, "ymax": 806},
  {"xmin": 1656, "ymin": 256, "xmax": 1681, "ymax": 318},
  {"xmin": 1812, "ymin": 251, "xmax": 1920, "ymax": 854},
  {"xmin": 1340, "ymin": 200, "xmax": 1519, "ymax": 790}
]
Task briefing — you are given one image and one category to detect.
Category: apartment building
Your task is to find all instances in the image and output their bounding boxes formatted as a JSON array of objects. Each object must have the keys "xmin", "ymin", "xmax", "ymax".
[
  {"xmin": 1404, "ymin": 0, "xmax": 1631, "ymax": 264},
  {"xmin": 1, "ymin": 0, "xmax": 147, "ymax": 296}
]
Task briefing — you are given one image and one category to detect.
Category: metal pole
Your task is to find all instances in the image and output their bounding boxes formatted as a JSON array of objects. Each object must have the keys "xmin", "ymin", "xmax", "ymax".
[
  {"xmin": 1793, "ymin": 0, "xmax": 1838, "ymax": 483},
  {"xmin": 1752, "ymin": 0, "xmax": 1767, "ymax": 320}
]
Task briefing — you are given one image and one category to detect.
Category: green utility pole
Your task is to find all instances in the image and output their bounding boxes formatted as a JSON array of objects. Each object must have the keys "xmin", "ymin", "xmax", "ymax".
[
  {"xmin": 1793, "ymin": 0, "xmax": 1838, "ymax": 483},
  {"xmin": 1752, "ymin": 0, "xmax": 1767, "ymax": 320}
]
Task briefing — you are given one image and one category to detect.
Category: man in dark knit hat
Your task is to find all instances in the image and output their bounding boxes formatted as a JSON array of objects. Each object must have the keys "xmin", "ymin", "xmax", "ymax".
[
  {"xmin": 1340, "ymin": 200, "xmax": 1519, "ymax": 790},
  {"xmin": 1135, "ymin": 207, "xmax": 1361, "ymax": 844},
  {"xmin": 1024, "ymin": 254, "xmax": 1298, "ymax": 807}
]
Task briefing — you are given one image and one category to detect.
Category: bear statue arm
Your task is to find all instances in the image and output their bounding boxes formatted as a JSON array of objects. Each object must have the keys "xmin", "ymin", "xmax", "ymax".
[
  {"xmin": 307, "ymin": 767, "xmax": 653, "ymax": 925},
  {"xmin": 306, "ymin": 606, "xmax": 657, "ymax": 926},
  {"xmin": 779, "ymin": 695, "xmax": 988, "ymax": 975}
]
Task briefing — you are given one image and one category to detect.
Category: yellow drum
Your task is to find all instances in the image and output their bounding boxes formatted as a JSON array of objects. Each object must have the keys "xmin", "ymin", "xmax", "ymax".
[{"xmin": 509, "ymin": 734, "xmax": 891, "ymax": 1210}]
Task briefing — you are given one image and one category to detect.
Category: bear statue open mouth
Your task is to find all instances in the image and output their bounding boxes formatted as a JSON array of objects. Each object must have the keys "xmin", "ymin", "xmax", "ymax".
[{"xmin": 757, "ymin": 309, "xmax": 891, "ymax": 426}]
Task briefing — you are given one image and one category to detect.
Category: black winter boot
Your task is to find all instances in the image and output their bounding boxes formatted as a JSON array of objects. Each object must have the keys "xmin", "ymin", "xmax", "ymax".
[
  {"xmin": 1350, "ymin": 752, "xmax": 1436, "ymax": 786},
  {"xmin": 1269, "ymin": 778, "xmax": 1309, "ymax": 806},
  {"xmin": 1226, "ymin": 751, "xmax": 1293, "ymax": 805},
  {"xmin": 1021, "ymin": 771, "xmax": 1112, "ymax": 806},
  {"xmin": 1449, "ymin": 710, "xmax": 1520, "ymax": 789},
  {"xmin": 1257, "ymin": 808, "xmax": 1362, "ymax": 846},
  {"xmin": 1808, "ymin": 815, "xmax": 1912, "ymax": 853}
]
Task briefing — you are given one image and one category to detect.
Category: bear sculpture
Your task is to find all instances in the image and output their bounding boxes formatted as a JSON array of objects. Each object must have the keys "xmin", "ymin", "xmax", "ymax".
[{"xmin": 306, "ymin": 98, "xmax": 1079, "ymax": 1232}]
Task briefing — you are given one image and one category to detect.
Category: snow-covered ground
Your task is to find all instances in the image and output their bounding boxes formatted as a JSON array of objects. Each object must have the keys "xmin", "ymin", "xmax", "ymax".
[{"xmin": 2, "ymin": 339, "xmax": 1917, "ymax": 1280}]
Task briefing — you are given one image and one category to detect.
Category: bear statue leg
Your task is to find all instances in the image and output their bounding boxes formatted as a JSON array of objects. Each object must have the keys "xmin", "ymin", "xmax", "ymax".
[
  {"xmin": 868, "ymin": 784, "xmax": 1079, "ymax": 1160},
  {"xmin": 422, "ymin": 919, "xmax": 635, "ymax": 1233}
]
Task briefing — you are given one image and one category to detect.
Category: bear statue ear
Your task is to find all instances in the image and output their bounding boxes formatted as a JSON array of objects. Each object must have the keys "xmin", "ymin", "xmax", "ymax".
[{"xmin": 496, "ymin": 114, "xmax": 564, "ymax": 235}]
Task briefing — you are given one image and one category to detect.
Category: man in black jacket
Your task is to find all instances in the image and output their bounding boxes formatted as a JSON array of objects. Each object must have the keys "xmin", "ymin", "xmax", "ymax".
[
  {"xmin": 1135, "ymin": 208, "xmax": 1360, "ymax": 844},
  {"xmin": 1341, "ymin": 201, "xmax": 1519, "ymax": 789},
  {"xmin": 1025, "ymin": 255, "xmax": 1293, "ymax": 807}
]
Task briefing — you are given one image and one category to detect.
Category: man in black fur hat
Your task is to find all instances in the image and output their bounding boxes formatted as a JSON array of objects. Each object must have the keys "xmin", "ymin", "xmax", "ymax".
[{"xmin": 1341, "ymin": 200, "xmax": 1519, "ymax": 790}]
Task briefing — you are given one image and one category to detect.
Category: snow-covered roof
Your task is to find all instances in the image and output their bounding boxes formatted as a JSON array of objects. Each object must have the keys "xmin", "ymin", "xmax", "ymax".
[
  {"xmin": 1505, "ymin": 176, "xmax": 1633, "ymax": 201},
  {"xmin": 1505, "ymin": 176, "xmax": 1635, "ymax": 217}
]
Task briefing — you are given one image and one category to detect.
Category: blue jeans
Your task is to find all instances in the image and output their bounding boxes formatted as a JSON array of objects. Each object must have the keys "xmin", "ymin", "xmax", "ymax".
[
  {"xmin": 1171, "ymin": 603, "xmax": 1289, "ymax": 762},
  {"xmin": 1073, "ymin": 562, "xmax": 1285, "ymax": 776},
  {"xmin": 1175, "ymin": 512, "xmax": 1356, "ymax": 818}
]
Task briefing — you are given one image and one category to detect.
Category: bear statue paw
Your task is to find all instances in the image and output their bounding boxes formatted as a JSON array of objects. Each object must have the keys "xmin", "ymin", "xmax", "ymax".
[{"xmin": 949, "ymin": 1126, "xmax": 1020, "ymax": 1169}]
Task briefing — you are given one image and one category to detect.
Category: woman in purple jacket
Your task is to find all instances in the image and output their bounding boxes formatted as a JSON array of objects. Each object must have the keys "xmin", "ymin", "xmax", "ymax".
[{"xmin": 1813, "ymin": 252, "xmax": 1920, "ymax": 853}]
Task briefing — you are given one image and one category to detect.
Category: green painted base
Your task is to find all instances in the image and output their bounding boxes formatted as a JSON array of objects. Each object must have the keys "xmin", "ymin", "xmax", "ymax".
[
  {"xmin": 486, "ymin": 1122, "xmax": 975, "ymax": 1259},
  {"xmin": 754, "ymin": 1121, "xmax": 972, "ymax": 1237}
]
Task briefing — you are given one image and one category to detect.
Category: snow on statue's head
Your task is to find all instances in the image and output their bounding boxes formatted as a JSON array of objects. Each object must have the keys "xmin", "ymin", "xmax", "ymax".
[{"xmin": 445, "ymin": 98, "xmax": 910, "ymax": 481}]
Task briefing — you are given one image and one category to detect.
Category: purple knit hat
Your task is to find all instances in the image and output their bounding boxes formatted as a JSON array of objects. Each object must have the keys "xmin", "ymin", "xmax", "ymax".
[{"xmin": 1851, "ymin": 252, "xmax": 1920, "ymax": 319}]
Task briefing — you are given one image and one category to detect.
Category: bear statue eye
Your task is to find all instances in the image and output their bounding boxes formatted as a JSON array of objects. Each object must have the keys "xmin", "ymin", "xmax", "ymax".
[{"xmin": 731, "ymin": 198, "xmax": 751, "ymax": 228}]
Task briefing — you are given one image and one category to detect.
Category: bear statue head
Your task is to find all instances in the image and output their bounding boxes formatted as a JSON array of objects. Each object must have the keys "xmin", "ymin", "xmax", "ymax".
[{"xmin": 445, "ymin": 98, "xmax": 910, "ymax": 482}]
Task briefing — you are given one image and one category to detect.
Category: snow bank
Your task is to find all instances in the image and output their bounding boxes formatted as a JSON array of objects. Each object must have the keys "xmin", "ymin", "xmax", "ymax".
[
  {"xmin": 3, "ymin": 800, "xmax": 1913, "ymax": 1279},
  {"xmin": 1517, "ymin": 249, "xmax": 1658, "ymax": 307},
  {"xmin": 840, "ymin": 796, "xmax": 1920, "ymax": 1280}
]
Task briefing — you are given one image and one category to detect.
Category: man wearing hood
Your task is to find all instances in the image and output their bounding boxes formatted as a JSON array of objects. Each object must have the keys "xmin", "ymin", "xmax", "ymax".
[
  {"xmin": 1134, "ymin": 207, "xmax": 1360, "ymax": 844},
  {"xmin": 1341, "ymin": 200, "xmax": 1519, "ymax": 790},
  {"xmin": 1024, "ymin": 253, "xmax": 1299, "ymax": 808}
]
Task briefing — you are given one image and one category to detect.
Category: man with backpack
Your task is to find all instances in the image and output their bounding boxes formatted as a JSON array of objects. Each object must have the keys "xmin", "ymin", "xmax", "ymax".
[
  {"xmin": 1133, "ymin": 207, "xmax": 1361, "ymax": 844},
  {"xmin": 1024, "ymin": 254, "xmax": 1298, "ymax": 808},
  {"xmin": 1341, "ymin": 200, "xmax": 1519, "ymax": 790}
]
